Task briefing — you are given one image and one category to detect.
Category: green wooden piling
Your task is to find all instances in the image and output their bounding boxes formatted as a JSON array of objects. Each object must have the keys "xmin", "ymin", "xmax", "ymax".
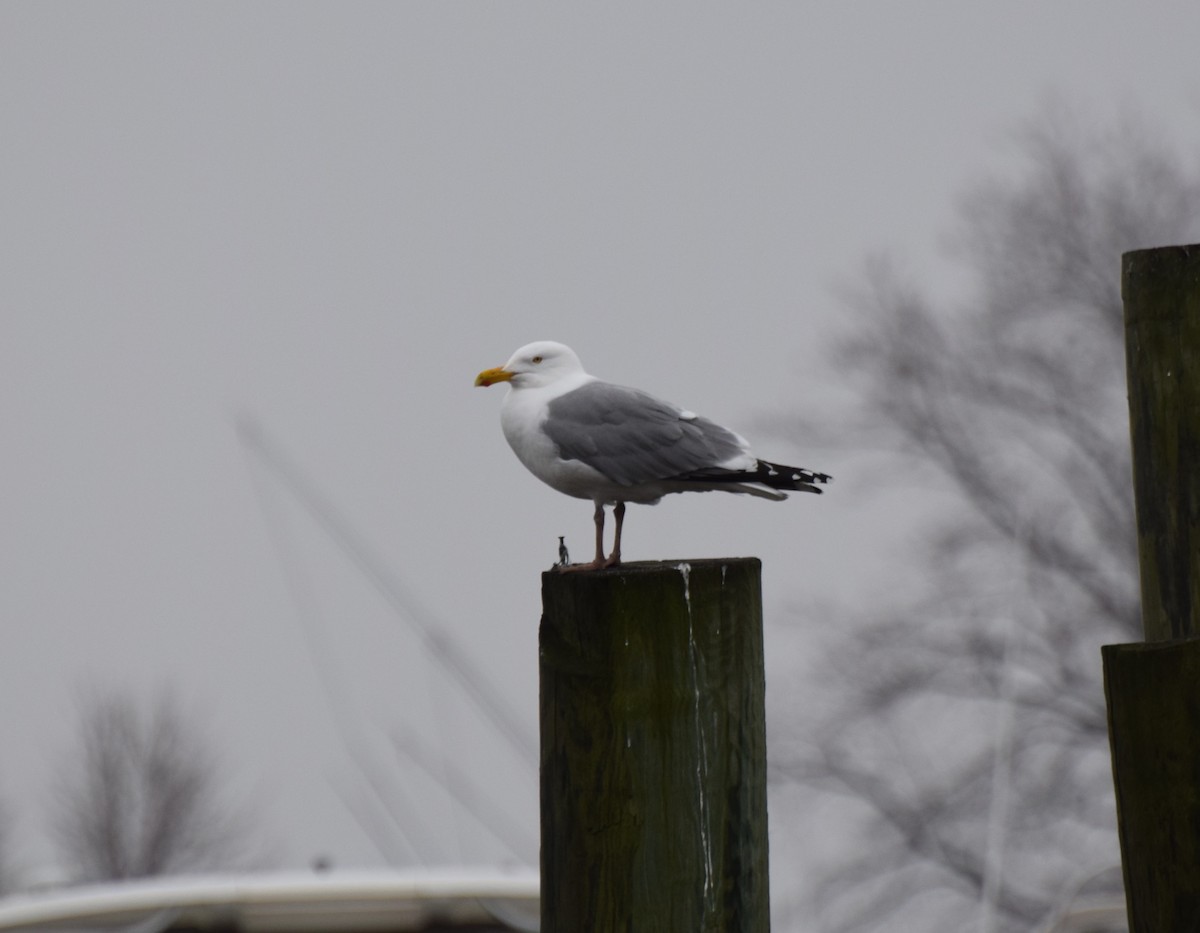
[
  {"xmin": 1104, "ymin": 243, "xmax": 1200, "ymax": 933},
  {"xmin": 1121, "ymin": 243, "xmax": 1200, "ymax": 642},
  {"xmin": 539, "ymin": 558, "xmax": 770, "ymax": 933}
]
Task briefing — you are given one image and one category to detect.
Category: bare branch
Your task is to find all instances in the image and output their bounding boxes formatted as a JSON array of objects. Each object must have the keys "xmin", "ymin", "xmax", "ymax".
[
  {"xmin": 778, "ymin": 107, "xmax": 1200, "ymax": 932},
  {"xmin": 51, "ymin": 688, "xmax": 259, "ymax": 882}
]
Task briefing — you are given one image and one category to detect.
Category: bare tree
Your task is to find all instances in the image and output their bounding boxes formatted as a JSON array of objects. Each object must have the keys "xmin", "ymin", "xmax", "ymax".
[
  {"xmin": 52, "ymin": 688, "xmax": 256, "ymax": 882},
  {"xmin": 776, "ymin": 110, "xmax": 1200, "ymax": 932}
]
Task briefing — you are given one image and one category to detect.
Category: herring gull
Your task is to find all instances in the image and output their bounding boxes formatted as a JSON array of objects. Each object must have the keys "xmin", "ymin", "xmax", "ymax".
[{"xmin": 475, "ymin": 341, "xmax": 830, "ymax": 570}]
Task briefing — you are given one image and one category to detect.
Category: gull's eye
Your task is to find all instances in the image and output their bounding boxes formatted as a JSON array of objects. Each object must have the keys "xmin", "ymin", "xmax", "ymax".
[{"xmin": 531, "ymin": 355, "xmax": 543, "ymax": 364}]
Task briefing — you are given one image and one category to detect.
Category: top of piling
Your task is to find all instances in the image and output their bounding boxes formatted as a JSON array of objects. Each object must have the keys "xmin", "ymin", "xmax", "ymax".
[
  {"xmin": 541, "ymin": 557, "xmax": 761, "ymax": 581},
  {"xmin": 1123, "ymin": 243, "xmax": 1200, "ymax": 322}
]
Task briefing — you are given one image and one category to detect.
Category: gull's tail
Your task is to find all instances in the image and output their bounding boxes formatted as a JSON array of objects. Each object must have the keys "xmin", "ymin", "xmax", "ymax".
[{"xmin": 674, "ymin": 460, "xmax": 832, "ymax": 496}]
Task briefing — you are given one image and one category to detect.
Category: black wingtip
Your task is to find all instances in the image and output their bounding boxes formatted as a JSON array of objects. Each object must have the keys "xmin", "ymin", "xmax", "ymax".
[
  {"xmin": 671, "ymin": 459, "xmax": 831, "ymax": 493},
  {"xmin": 756, "ymin": 460, "xmax": 832, "ymax": 491}
]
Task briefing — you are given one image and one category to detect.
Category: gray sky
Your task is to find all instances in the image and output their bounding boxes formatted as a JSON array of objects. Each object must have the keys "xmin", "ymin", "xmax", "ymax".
[{"xmin": 3, "ymin": 0, "xmax": 1200, "ymax": 914}]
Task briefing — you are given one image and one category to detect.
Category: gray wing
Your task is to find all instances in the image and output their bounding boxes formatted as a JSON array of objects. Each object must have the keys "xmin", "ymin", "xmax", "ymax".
[{"xmin": 543, "ymin": 381, "xmax": 747, "ymax": 486}]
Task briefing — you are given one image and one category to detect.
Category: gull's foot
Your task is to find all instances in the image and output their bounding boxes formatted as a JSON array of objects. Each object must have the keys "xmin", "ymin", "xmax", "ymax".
[{"xmin": 556, "ymin": 559, "xmax": 605, "ymax": 573}]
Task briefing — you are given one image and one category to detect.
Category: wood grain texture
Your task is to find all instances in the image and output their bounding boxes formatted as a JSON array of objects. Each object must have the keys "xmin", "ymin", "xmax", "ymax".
[{"xmin": 539, "ymin": 558, "xmax": 769, "ymax": 933}]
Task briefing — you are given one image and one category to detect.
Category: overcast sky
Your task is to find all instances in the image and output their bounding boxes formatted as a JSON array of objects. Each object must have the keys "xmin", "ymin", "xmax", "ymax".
[{"xmin": 4, "ymin": 1, "xmax": 1200, "ymax": 919}]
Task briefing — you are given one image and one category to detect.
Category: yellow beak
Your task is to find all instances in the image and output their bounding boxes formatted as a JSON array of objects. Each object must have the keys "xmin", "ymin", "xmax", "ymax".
[{"xmin": 475, "ymin": 366, "xmax": 514, "ymax": 387}]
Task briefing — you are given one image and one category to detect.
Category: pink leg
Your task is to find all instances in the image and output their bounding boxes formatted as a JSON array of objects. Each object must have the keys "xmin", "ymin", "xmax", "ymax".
[
  {"xmin": 593, "ymin": 502, "xmax": 606, "ymax": 565},
  {"xmin": 556, "ymin": 503, "xmax": 617, "ymax": 573},
  {"xmin": 604, "ymin": 501, "xmax": 625, "ymax": 567}
]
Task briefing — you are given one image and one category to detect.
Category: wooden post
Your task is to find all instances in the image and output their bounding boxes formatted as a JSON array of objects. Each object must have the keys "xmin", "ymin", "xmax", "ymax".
[
  {"xmin": 539, "ymin": 558, "xmax": 770, "ymax": 933},
  {"xmin": 1104, "ymin": 243, "xmax": 1200, "ymax": 932},
  {"xmin": 1121, "ymin": 244, "xmax": 1200, "ymax": 642}
]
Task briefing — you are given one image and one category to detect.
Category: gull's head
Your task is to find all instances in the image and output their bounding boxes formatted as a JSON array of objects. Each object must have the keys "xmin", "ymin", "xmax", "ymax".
[{"xmin": 474, "ymin": 341, "xmax": 586, "ymax": 390}]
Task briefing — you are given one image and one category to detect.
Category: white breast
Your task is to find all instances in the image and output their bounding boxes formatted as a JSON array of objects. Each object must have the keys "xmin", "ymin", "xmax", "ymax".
[{"xmin": 499, "ymin": 375, "xmax": 630, "ymax": 502}]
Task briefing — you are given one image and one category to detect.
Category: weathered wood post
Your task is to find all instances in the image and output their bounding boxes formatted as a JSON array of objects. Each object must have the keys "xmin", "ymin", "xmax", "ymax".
[
  {"xmin": 540, "ymin": 558, "xmax": 770, "ymax": 932},
  {"xmin": 1104, "ymin": 243, "xmax": 1200, "ymax": 932}
]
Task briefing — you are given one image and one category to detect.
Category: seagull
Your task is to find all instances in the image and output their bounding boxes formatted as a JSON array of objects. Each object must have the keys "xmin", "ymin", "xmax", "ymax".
[{"xmin": 475, "ymin": 341, "xmax": 830, "ymax": 570}]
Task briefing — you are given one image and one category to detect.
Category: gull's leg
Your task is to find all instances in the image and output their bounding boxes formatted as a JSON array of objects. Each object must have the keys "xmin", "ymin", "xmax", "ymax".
[
  {"xmin": 593, "ymin": 502, "xmax": 606, "ymax": 565},
  {"xmin": 603, "ymin": 501, "xmax": 625, "ymax": 568},
  {"xmin": 557, "ymin": 502, "xmax": 610, "ymax": 572}
]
